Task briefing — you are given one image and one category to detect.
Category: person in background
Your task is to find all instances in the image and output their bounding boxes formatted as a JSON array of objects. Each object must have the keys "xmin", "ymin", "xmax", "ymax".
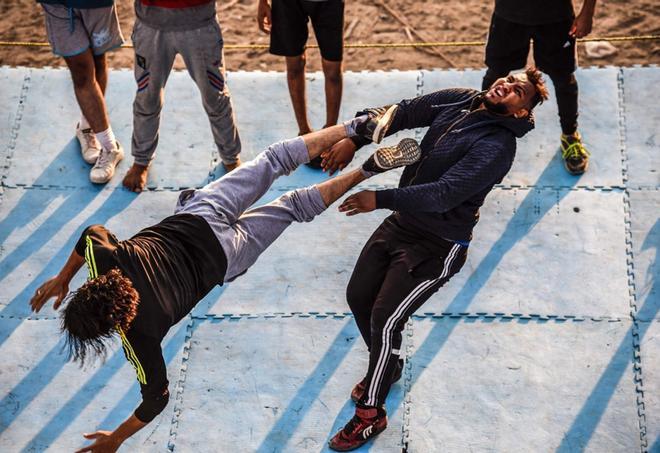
[
  {"xmin": 482, "ymin": 0, "xmax": 597, "ymax": 175},
  {"xmin": 257, "ymin": 0, "xmax": 344, "ymax": 168},
  {"xmin": 123, "ymin": 0, "xmax": 242, "ymax": 193},
  {"xmin": 37, "ymin": 0, "xmax": 125, "ymax": 184}
]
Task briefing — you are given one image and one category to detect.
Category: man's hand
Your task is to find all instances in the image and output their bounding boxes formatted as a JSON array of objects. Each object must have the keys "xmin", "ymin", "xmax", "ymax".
[
  {"xmin": 75, "ymin": 431, "xmax": 121, "ymax": 453},
  {"xmin": 29, "ymin": 276, "xmax": 69, "ymax": 313},
  {"xmin": 321, "ymin": 138, "xmax": 357, "ymax": 175},
  {"xmin": 570, "ymin": 5, "xmax": 595, "ymax": 38},
  {"xmin": 338, "ymin": 191, "xmax": 376, "ymax": 216},
  {"xmin": 257, "ymin": 0, "xmax": 272, "ymax": 34}
]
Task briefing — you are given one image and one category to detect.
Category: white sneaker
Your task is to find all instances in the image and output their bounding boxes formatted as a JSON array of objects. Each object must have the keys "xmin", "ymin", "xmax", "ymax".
[
  {"xmin": 90, "ymin": 141, "xmax": 124, "ymax": 184},
  {"xmin": 76, "ymin": 123, "xmax": 102, "ymax": 164}
]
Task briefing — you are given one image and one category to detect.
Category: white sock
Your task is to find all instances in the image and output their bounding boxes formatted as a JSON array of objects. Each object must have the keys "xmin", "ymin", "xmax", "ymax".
[
  {"xmin": 95, "ymin": 127, "xmax": 117, "ymax": 151},
  {"xmin": 80, "ymin": 115, "xmax": 91, "ymax": 130}
]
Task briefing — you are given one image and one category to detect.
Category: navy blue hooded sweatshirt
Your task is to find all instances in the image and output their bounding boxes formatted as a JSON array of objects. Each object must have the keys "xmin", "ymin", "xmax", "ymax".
[{"xmin": 357, "ymin": 88, "xmax": 534, "ymax": 243}]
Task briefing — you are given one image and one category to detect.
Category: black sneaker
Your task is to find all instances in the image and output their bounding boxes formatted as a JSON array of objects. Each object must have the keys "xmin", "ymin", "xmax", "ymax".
[
  {"xmin": 362, "ymin": 138, "xmax": 421, "ymax": 174},
  {"xmin": 355, "ymin": 104, "xmax": 398, "ymax": 144},
  {"xmin": 351, "ymin": 358, "xmax": 403, "ymax": 403}
]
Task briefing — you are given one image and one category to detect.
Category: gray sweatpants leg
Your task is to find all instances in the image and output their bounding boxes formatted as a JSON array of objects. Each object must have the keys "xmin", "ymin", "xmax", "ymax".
[
  {"xmin": 131, "ymin": 18, "xmax": 241, "ymax": 166},
  {"xmin": 175, "ymin": 137, "xmax": 326, "ymax": 281}
]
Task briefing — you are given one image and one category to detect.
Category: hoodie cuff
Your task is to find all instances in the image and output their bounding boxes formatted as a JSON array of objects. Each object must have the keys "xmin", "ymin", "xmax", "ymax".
[{"xmin": 375, "ymin": 189, "xmax": 396, "ymax": 210}]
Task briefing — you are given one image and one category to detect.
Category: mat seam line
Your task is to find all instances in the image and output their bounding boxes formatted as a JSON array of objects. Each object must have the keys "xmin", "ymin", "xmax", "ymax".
[
  {"xmin": 1, "ymin": 312, "xmax": 634, "ymax": 322},
  {"xmin": 618, "ymin": 67, "xmax": 648, "ymax": 452},
  {"xmin": 167, "ymin": 316, "xmax": 195, "ymax": 452},
  {"xmin": 402, "ymin": 69, "xmax": 425, "ymax": 452},
  {"xmin": 1, "ymin": 69, "xmax": 30, "ymax": 186}
]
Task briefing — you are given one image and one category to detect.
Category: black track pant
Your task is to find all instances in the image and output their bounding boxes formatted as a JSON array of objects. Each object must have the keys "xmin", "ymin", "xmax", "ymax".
[
  {"xmin": 481, "ymin": 13, "xmax": 579, "ymax": 136},
  {"xmin": 346, "ymin": 217, "xmax": 468, "ymax": 407}
]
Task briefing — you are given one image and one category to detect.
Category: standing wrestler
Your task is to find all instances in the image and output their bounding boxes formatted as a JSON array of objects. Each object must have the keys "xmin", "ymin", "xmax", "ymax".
[
  {"xmin": 123, "ymin": 0, "xmax": 242, "ymax": 193},
  {"xmin": 37, "ymin": 0, "xmax": 125, "ymax": 183},
  {"xmin": 30, "ymin": 112, "xmax": 418, "ymax": 452},
  {"xmin": 323, "ymin": 69, "xmax": 549, "ymax": 450},
  {"xmin": 482, "ymin": 0, "xmax": 597, "ymax": 175}
]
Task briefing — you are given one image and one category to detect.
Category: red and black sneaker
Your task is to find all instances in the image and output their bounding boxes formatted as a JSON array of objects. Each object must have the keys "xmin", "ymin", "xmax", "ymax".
[
  {"xmin": 351, "ymin": 358, "xmax": 404, "ymax": 403},
  {"xmin": 328, "ymin": 405, "xmax": 388, "ymax": 451}
]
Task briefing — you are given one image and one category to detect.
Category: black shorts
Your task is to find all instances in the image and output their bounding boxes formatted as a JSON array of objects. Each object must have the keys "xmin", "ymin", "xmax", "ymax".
[
  {"xmin": 269, "ymin": 0, "xmax": 344, "ymax": 61},
  {"xmin": 485, "ymin": 13, "xmax": 576, "ymax": 76}
]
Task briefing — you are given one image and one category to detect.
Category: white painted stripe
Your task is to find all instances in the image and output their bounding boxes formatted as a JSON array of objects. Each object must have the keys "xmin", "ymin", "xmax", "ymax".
[{"xmin": 365, "ymin": 244, "xmax": 461, "ymax": 406}]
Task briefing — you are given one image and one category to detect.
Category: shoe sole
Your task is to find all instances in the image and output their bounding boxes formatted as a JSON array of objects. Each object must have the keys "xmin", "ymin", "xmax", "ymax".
[
  {"xmin": 371, "ymin": 104, "xmax": 398, "ymax": 144},
  {"xmin": 328, "ymin": 424, "xmax": 387, "ymax": 452},
  {"xmin": 373, "ymin": 138, "xmax": 421, "ymax": 170}
]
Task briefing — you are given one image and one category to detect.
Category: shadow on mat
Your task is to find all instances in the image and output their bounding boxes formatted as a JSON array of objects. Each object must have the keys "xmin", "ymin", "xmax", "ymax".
[
  {"xmin": 558, "ymin": 218, "xmax": 658, "ymax": 452},
  {"xmin": 15, "ymin": 318, "xmax": 193, "ymax": 452}
]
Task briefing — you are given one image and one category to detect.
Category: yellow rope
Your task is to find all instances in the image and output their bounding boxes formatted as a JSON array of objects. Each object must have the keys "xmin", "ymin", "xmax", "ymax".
[{"xmin": 0, "ymin": 35, "xmax": 658, "ymax": 50}]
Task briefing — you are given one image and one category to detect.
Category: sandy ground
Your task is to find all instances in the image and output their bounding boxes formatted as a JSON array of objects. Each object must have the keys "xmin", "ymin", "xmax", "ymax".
[{"xmin": 0, "ymin": 0, "xmax": 658, "ymax": 71}]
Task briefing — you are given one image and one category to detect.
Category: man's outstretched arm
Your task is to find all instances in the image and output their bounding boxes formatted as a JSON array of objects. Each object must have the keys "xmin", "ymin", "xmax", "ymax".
[{"xmin": 30, "ymin": 248, "xmax": 84, "ymax": 312}]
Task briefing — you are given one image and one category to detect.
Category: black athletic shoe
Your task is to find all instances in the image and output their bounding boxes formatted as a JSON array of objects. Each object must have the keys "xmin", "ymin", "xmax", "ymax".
[
  {"xmin": 351, "ymin": 358, "xmax": 404, "ymax": 404},
  {"xmin": 362, "ymin": 138, "xmax": 421, "ymax": 174},
  {"xmin": 355, "ymin": 104, "xmax": 399, "ymax": 144}
]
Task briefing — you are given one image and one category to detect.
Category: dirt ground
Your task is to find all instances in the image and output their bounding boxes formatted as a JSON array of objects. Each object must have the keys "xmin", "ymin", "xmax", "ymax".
[{"xmin": 0, "ymin": 0, "xmax": 659, "ymax": 71}]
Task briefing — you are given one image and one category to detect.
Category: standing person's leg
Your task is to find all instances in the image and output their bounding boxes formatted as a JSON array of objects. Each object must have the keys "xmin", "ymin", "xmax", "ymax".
[
  {"xmin": 286, "ymin": 54, "xmax": 313, "ymax": 135},
  {"xmin": 482, "ymin": 13, "xmax": 530, "ymax": 90},
  {"xmin": 123, "ymin": 19, "xmax": 177, "ymax": 192},
  {"xmin": 64, "ymin": 50, "xmax": 110, "ymax": 141},
  {"xmin": 329, "ymin": 240, "xmax": 468, "ymax": 451},
  {"xmin": 180, "ymin": 19, "xmax": 242, "ymax": 172},
  {"xmin": 41, "ymin": 3, "xmax": 123, "ymax": 174},
  {"xmin": 93, "ymin": 53, "xmax": 108, "ymax": 95},
  {"xmin": 533, "ymin": 19, "xmax": 588, "ymax": 175},
  {"xmin": 321, "ymin": 59, "xmax": 342, "ymax": 127},
  {"xmin": 309, "ymin": 0, "xmax": 344, "ymax": 128},
  {"xmin": 269, "ymin": 0, "xmax": 314, "ymax": 135}
]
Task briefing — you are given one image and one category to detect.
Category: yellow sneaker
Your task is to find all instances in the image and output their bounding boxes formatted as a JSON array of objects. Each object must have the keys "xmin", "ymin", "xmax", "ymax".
[{"xmin": 560, "ymin": 132, "xmax": 590, "ymax": 175}]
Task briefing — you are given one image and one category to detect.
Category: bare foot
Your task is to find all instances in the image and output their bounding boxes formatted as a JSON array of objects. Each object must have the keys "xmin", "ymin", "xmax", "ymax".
[
  {"xmin": 122, "ymin": 163, "xmax": 149, "ymax": 193},
  {"xmin": 223, "ymin": 158, "xmax": 242, "ymax": 172}
]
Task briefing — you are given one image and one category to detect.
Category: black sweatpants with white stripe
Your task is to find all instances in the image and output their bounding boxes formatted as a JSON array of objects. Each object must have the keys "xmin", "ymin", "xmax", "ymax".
[{"xmin": 346, "ymin": 216, "xmax": 467, "ymax": 408}]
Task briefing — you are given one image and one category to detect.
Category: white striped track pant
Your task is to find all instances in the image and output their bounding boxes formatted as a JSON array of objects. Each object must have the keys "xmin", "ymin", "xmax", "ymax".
[{"xmin": 346, "ymin": 217, "xmax": 468, "ymax": 407}]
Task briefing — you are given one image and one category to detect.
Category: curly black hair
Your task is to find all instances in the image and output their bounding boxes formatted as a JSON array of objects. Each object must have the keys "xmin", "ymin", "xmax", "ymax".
[{"xmin": 61, "ymin": 268, "xmax": 139, "ymax": 365}]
